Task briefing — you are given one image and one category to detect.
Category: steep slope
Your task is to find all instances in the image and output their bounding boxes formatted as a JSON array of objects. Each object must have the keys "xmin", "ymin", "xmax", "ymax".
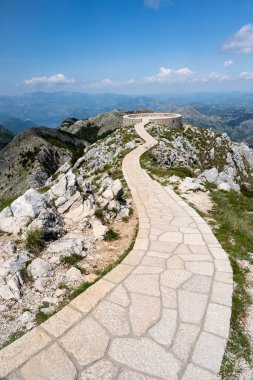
[
  {"xmin": 0, "ymin": 124, "xmax": 141, "ymax": 349},
  {"xmin": 58, "ymin": 111, "xmax": 124, "ymax": 143},
  {"xmin": 0, "ymin": 127, "xmax": 88, "ymax": 198},
  {"xmin": 0, "ymin": 117, "xmax": 36, "ymax": 135},
  {"xmin": 0, "ymin": 125, "xmax": 14, "ymax": 150}
]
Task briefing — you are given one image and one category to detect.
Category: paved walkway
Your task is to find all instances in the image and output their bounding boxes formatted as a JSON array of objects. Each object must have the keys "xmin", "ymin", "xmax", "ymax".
[{"xmin": 0, "ymin": 118, "xmax": 233, "ymax": 380}]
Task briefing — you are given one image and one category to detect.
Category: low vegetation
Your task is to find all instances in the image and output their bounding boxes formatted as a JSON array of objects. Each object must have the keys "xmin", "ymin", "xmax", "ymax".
[
  {"xmin": 104, "ymin": 228, "xmax": 120, "ymax": 241},
  {"xmin": 0, "ymin": 196, "xmax": 17, "ymax": 212},
  {"xmin": 69, "ymin": 226, "xmax": 138, "ymax": 300},
  {"xmin": 61, "ymin": 254, "xmax": 83, "ymax": 266},
  {"xmin": 0, "ymin": 328, "xmax": 25, "ymax": 349},
  {"xmin": 25, "ymin": 228, "xmax": 46, "ymax": 253},
  {"xmin": 208, "ymin": 189, "xmax": 253, "ymax": 378}
]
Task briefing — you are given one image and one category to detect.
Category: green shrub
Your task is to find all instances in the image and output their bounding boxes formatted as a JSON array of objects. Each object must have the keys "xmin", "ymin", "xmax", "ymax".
[
  {"xmin": 0, "ymin": 196, "xmax": 17, "ymax": 212},
  {"xmin": 95, "ymin": 208, "xmax": 104, "ymax": 220},
  {"xmin": 25, "ymin": 228, "xmax": 46, "ymax": 253},
  {"xmin": 35, "ymin": 310, "xmax": 52, "ymax": 324},
  {"xmin": 104, "ymin": 228, "xmax": 120, "ymax": 241},
  {"xmin": 61, "ymin": 254, "xmax": 83, "ymax": 266}
]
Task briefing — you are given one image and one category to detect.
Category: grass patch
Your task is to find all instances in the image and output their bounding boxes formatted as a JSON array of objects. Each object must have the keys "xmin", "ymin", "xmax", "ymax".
[
  {"xmin": 70, "ymin": 225, "xmax": 138, "ymax": 300},
  {"xmin": 38, "ymin": 186, "xmax": 50, "ymax": 194},
  {"xmin": 58, "ymin": 282, "xmax": 69, "ymax": 290},
  {"xmin": 94, "ymin": 208, "xmax": 104, "ymax": 220},
  {"xmin": 61, "ymin": 254, "xmax": 83, "ymax": 266},
  {"xmin": 35, "ymin": 310, "xmax": 53, "ymax": 324},
  {"xmin": 207, "ymin": 189, "xmax": 253, "ymax": 378},
  {"xmin": 1, "ymin": 328, "xmax": 25, "ymax": 349},
  {"xmin": 104, "ymin": 228, "xmax": 120, "ymax": 241},
  {"xmin": 25, "ymin": 228, "xmax": 46, "ymax": 253},
  {"xmin": 140, "ymin": 150, "xmax": 194, "ymax": 182},
  {"xmin": 0, "ymin": 196, "xmax": 17, "ymax": 212}
]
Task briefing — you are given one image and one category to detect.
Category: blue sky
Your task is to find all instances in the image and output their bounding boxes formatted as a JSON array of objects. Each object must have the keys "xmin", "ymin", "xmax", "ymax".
[{"xmin": 1, "ymin": 0, "xmax": 253, "ymax": 94}]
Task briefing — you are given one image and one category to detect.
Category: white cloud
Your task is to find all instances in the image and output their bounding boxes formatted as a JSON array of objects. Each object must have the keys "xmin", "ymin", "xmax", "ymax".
[
  {"xmin": 91, "ymin": 78, "xmax": 136, "ymax": 88},
  {"xmin": 144, "ymin": 0, "xmax": 174, "ymax": 9},
  {"xmin": 144, "ymin": 67, "xmax": 194, "ymax": 83},
  {"xmin": 175, "ymin": 67, "xmax": 193, "ymax": 76},
  {"xmin": 144, "ymin": 67, "xmax": 230, "ymax": 84},
  {"xmin": 222, "ymin": 24, "xmax": 253, "ymax": 54},
  {"xmin": 205, "ymin": 72, "xmax": 230, "ymax": 82},
  {"xmin": 239, "ymin": 72, "xmax": 253, "ymax": 80},
  {"xmin": 224, "ymin": 60, "xmax": 234, "ymax": 68},
  {"xmin": 24, "ymin": 73, "xmax": 76, "ymax": 85}
]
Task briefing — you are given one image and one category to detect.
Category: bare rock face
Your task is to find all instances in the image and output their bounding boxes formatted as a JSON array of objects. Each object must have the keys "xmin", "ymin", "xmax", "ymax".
[{"xmin": 0, "ymin": 189, "xmax": 65, "ymax": 237}]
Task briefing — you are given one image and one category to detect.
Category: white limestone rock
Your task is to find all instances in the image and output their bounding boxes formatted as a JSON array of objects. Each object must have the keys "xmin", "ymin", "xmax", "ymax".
[
  {"xmin": 112, "ymin": 179, "xmax": 124, "ymax": 199},
  {"xmin": 27, "ymin": 258, "xmax": 52, "ymax": 280},
  {"xmin": 91, "ymin": 219, "xmax": 108, "ymax": 240},
  {"xmin": 47, "ymin": 233, "xmax": 87, "ymax": 259},
  {"xmin": 218, "ymin": 183, "xmax": 231, "ymax": 192},
  {"xmin": 34, "ymin": 277, "xmax": 50, "ymax": 292},
  {"xmin": 0, "ymin": 189, "xmax": 65, "ymax": 237},
  {"xmin": 179, "ymin": 178, "xmax": 206, "ymax": 193},
  {"xmin": 102, "ymin": 188, "xmax": 114, "ymax": 202},
  {"xmin": 65, "ymin": 267, "xmax": 83, "ymax": 282},
  {"xmin": 200, "ymin": 168, "xmax": 219, "ymax": 183},
  {"xmin": 168, "ymin": 175, "xmax": 181, "ymax": 184}
]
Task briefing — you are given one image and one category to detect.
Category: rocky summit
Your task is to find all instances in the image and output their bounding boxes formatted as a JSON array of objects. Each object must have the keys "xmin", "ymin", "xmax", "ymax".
[{"xmin": 0, "ymin": 112, "xmax": 252, "ymax": 380}]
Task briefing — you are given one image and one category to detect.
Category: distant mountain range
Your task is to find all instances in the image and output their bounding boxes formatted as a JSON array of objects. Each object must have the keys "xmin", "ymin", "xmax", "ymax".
[{"xmin": 0, "ymin": 91, "xmax": 253, "ymax": 146}]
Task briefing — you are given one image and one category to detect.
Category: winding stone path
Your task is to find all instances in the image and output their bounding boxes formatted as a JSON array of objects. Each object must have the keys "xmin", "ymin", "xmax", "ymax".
[{"xmin": 0, "ymin": 117, "xmax": 233, "ymax": 380}]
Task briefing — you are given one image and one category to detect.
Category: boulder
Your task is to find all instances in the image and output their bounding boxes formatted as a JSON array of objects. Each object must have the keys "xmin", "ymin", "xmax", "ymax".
[
  {"xmin": 102, "ymin": 189, "xmax": 114, "ymax": 202},
  {"xmin": 50, "ymin": 175, "xmax": 67, "ymax": 198},
  {"xmin": 10, "ymin": 251, "xmax": 31, "ymax": 274},
  {"xmin": 47, "ymin": 233, "xmax": 87, "ymax": 259},
  {"xmin": 179, "ymin": 177, "xmax": 206, "ymax": 193},
  {"xmin": 117, "ymin": 208, "xmax": 130, "ymax": 219},
  {"xmin": 7, "ymin": 272, "xmax": 23, "ymax": 300},
  {"xmin": 108, "ymin": 200, "xmax": 118, "ymax": 211},
  {"xmin": 200, "ymin": 168, "xmax": 219, "ymax": 183},
  {"xmin": 168, "ymin": 175, "xmax": 181, "ymax": 184},
  {"xmin": 19, "ymin": 311, "xmax": 33, "ymax": 324},
  {"xmin": 65, "ymin": 267, "xmax": 82, "ymax": 282},
  {"xmin": 218, "ymin": 183, "xmax": 231, "ymax": 192},
  {"xmin": 34, "ymin": 277, "xmax": 50, "ymax": 292},
  {"xmin": 91, "ymin": 219, "xmax": 108, "ymax": 240},
  {"xmin": 0, "ymin": 189, "xmax": 65, "ymax": 237},
  {"xmin": 27, "ymin": 258, "xmax": 52, "ymax": 280},
  {"xmin": 111, "ymin": 179, "xmax": 124, "ymax": 200},
  {"xmin": 0, "ymin": 285, "xmax": 15, "ymax": 300}
]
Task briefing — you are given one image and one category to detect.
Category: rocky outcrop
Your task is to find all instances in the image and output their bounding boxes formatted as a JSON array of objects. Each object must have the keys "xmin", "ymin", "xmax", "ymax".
[
  {"xmin": 0, "ymin": 126, "xmax": 88, "ymax": 198},
  {"xmin": 147, "ymin": 124, "xmax": 253, "ymax": 192},
  {"xmin": 58, "ymin": 111, "xmax": 124, "ymax": 141},
  {"xmin": 0, "ymin": 189, "xmax": 65, "ymax": 237}
]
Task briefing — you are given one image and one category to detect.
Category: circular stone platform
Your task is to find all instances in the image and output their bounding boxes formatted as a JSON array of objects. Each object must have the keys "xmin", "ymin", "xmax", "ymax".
[{"xmin": 123, "ymin": 112, "xmax": 183, "ymax": 128}]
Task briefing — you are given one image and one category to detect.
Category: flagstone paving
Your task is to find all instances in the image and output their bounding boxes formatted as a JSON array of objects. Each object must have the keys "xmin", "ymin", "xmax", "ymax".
[{"xmin": 0, "ymin": 117, "xmax": 233, "ymax": 380}]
